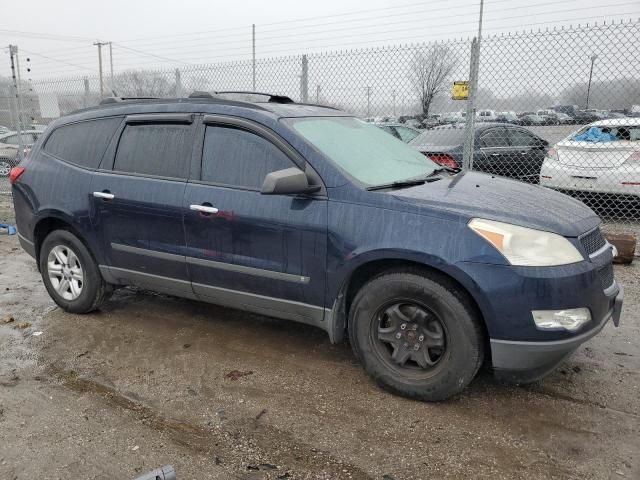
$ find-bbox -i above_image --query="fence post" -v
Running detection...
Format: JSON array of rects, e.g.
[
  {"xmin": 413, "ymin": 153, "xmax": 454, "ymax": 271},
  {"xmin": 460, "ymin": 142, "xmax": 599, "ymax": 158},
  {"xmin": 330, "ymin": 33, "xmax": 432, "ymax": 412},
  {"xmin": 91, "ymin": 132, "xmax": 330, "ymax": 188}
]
[
  {"xmin": 300, "ymin": 55, "xmax": 308, "ymax": 103},
  {"xmin": 462, "ymin": 38, "xmax": 479, "ymax": 171},
  {"xmin": 175, "ymin": 69, "xmax": 183, "ymax": 97},
  {"xmin": 83, "ymin": 77, "xmax": 90, "ymax": 107}
]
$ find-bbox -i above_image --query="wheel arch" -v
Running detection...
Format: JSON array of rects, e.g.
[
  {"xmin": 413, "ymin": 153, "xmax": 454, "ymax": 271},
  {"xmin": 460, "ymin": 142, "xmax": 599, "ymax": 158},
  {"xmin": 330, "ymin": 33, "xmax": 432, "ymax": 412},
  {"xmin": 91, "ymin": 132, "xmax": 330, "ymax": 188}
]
[
  {"xmin": 327, "ymin": 251, "xmax": 492, "ymax": 356},
  {"xmin": 32, "ymin": 212, "xmax": 99, "ymax": 268}
]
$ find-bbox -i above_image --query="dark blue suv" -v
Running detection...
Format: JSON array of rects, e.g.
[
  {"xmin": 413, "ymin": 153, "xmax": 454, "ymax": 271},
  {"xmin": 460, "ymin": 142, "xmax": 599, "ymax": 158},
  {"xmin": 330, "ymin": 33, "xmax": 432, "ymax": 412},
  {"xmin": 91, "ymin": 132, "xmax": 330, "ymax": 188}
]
[{"xmin": 10, "ymin": 93, "xmax": 623, "ymax": 401}]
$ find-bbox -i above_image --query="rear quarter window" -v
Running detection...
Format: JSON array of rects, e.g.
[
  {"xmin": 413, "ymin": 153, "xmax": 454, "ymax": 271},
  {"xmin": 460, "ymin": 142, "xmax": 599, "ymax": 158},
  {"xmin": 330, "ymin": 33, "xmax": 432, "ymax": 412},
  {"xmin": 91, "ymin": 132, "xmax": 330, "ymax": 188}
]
[{"xmin": 44, "ymin": 117, "xmax": 122, "ymax": 168}]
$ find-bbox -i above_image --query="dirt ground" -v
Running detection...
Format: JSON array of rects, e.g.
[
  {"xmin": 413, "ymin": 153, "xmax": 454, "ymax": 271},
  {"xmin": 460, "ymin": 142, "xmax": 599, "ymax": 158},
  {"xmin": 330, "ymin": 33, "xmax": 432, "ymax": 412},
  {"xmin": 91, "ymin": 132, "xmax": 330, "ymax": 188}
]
[{"xmin": 1, "ymin": 196, "xmax": 639, "ymax": 480}]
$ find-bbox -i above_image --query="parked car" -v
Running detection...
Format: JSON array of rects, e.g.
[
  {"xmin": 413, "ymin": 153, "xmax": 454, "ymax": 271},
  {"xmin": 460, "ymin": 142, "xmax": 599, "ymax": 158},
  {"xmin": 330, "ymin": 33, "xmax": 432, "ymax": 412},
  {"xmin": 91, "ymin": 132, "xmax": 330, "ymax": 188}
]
[
  {"xmin": 540, "ymin": 118, "xmax": 640, "ymax": 208},
  {"xmin": 604, "ymin": 111, "xmax": 628, "ymax": 119},
  {"xmin": 554, "ymin": 112, "xmax": 574, "ymax": 124},
  {"xmin": 495, "ymin": 111, "xmax": 519, "ymax": 124},
  {"xmin": 439, "ymin": 111, "xmax": 466, "ymax": 124},
  {"xmin": 551, "ymin": 104, "xmax": 580, "ymax": 118},
  {"xmin": 10, "ymin": 93, "xmax": 621, "ymax": 401},
  {"xmin": 375, "ymin": 122, "xmax": 421, "ymax": 143},
  {"xmin": 519, "ymin": 114, "xmax": 550, "ymax": 126},
  {"xmin": 476, "ymin": 109, "xmax": 497, "ymax": 122},
  {"xmin": 572, "ymin": 111, "xmax": 601, "ymax": 124},
  {"xmin": 404, "ymin": 118, "xmax": 423, "ymax": 129},
  {"xmin": 0, "ymin": 130, "xmax": 42, "ymax": 176},
  {"xmin": 410, "ymin": 123, "xmax": 549, "ymax": 183}
]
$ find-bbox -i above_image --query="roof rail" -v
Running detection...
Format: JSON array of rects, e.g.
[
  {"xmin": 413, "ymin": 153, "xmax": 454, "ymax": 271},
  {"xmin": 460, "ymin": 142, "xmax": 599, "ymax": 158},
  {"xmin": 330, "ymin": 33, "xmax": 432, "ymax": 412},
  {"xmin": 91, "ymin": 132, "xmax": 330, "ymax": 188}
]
[
  {"xmin": 189, "ymin": 90, "xmax": 294, "ymax": 104},
  {"xmin": 188, "ymin": 91, "xmax": 214, "ymax": 99},
  {"xmin": 99, "ymin": 96, "xmax": 161, "ymax": 105}
]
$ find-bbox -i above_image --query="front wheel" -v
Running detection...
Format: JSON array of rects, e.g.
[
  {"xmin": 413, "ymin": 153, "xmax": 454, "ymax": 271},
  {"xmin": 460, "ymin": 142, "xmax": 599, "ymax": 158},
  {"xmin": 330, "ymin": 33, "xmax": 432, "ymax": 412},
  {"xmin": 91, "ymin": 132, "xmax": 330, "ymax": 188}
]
[{"xmin": 349, "ymin": 270, "xmax": 484, "ymax": 401}]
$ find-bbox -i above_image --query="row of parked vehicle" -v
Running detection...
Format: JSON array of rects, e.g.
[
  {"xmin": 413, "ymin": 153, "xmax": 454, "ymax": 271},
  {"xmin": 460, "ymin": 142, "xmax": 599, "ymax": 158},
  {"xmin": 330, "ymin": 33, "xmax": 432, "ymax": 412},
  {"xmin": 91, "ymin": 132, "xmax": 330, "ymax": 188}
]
[
  {"xmin": 367, "ymin": 105, "xmax": 640, "ymax": 130},
  {"xmin": 372, "ymin": 117, "xmax": 640, "ymax": 212}
]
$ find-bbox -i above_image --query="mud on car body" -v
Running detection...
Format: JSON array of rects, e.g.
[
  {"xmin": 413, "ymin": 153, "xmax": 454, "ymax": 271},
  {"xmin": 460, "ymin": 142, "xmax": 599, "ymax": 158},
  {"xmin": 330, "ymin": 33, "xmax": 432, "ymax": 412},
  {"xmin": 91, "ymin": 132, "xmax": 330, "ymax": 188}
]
[{"xmin": 10, "ymin": 92, "xmax": 622, "ymax": 401}]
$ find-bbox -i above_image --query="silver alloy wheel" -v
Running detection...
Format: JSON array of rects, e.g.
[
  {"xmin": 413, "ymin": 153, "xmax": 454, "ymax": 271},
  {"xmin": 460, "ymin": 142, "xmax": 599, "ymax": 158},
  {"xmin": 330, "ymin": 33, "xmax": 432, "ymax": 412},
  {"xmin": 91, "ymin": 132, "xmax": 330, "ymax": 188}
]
[
  {"xmin": 47, "ymin": 245, "xmax": 84, "ymax": 301},
  {"xmin": 0, "ymin": 160, "xmax": 11, "ymax": 176}
]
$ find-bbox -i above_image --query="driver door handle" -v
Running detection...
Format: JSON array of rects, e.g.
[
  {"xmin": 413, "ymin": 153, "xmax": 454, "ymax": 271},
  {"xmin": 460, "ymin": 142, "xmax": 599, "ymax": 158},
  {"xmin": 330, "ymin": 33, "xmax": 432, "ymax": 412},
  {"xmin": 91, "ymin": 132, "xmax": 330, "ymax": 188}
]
[
  {"xmin": 93, "ymin": 191, "xmax": 115, "ymax": 200},
  {"xmin": 190, "ymin": 204, "xmax": 219, "ymax": 214}
]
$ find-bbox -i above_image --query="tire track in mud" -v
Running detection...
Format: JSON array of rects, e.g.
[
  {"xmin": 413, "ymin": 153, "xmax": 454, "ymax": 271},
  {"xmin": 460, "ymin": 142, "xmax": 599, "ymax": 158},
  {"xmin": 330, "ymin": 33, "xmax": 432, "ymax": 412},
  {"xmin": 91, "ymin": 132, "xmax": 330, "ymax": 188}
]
[{"xmin": 47, "ymin": 365, "xmax": 372, "ymax": 479}]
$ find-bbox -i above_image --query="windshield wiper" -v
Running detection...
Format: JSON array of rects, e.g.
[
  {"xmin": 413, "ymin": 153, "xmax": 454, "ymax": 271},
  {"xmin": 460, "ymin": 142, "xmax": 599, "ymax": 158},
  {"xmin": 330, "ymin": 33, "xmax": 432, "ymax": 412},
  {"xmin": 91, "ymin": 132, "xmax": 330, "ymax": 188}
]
[
  {"xmin": 366, "ymin": 179, "xmax": 427, "ymax": 191},
  {"xmin": 366, "ymin": 175, "xmax": 443, "ymax": 191}
]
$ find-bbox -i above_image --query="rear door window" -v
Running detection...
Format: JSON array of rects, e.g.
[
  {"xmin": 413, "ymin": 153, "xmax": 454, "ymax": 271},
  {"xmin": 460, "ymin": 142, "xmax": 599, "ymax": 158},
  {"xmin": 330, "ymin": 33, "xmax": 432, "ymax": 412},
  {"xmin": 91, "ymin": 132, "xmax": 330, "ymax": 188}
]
[
  {"xmin": 507, "ymin": 128, "xmax": 541, "ymax": 147},
  {"xmin": 479, "ymin": 128, "xmax": 509, "ymax": 148},
  {"xmin": 201, "ymin": 126, "xmax": 294, "ymax": 189},
  {"xmin": 44, "ymin": 117, "xmax": 122, "ymax": 168},
  {"xmin": 113, "ymin": 123, "xmax": 194, "ymax": 178}
]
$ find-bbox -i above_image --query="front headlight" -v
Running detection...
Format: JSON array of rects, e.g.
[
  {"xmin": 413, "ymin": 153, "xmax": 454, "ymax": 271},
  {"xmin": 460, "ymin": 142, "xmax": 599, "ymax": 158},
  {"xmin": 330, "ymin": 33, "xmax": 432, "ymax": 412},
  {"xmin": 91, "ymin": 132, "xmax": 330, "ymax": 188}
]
[{"xmin": 468, "ymin": 218, "xmax": 584, "ymax": 266}]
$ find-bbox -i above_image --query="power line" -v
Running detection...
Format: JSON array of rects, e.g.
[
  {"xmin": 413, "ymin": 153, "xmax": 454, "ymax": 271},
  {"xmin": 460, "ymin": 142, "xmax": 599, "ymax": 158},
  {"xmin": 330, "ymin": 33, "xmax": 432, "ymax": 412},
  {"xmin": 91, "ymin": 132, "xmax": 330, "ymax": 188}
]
[
  {"xmin": 0, "ymin": 29, "xmax": 95, "ymax": 43},
  {"xmin": 32, "ymin": 12, "xmax": 638, "ymax": 75},
  {"xmin": 111, "ymin": 43, "xmax": 192, "ymax": 65},
  {"xmin": 18, "ymin": 48, "xmax": 95, "ymax": 72},
  {"xmin": 111, "ymin": 5, "xmax": 639, "ymax": 59}
]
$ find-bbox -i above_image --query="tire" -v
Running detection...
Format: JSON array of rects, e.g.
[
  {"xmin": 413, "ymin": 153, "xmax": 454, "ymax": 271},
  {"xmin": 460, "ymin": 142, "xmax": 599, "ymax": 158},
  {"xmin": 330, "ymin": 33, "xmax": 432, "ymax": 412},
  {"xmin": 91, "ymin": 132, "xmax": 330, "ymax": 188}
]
[
  {"xmin": 0, "ymin": 159, "xmax": 12, "ymax": 177},
  {"xmin": 349, "ymin": 269, "xmax": 484, "ymax": 401},
  {"xmin": 39, "ymin": 229, "xmax": 111, "ymax": 313}
]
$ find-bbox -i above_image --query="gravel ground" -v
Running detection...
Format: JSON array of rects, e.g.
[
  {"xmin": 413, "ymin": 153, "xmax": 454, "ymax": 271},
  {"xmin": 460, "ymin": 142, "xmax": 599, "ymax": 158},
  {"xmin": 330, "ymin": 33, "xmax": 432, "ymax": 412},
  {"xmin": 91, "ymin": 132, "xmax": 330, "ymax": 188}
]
[{"xmin": 1, "ymin": 196, "xmax": 639, "ymax": 480}]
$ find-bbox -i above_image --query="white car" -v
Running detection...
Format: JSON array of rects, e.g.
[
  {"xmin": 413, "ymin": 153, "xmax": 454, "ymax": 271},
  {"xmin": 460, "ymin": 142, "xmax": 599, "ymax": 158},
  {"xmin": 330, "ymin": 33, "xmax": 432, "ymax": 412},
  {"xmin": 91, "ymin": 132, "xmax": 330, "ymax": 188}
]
[
  {"xmin": 540, "ymin": 118, "xmax": 640, "ymax": 201},
  {"xmin": 476, "ymin": 109, "xmax": 497, "ymax": 122}
]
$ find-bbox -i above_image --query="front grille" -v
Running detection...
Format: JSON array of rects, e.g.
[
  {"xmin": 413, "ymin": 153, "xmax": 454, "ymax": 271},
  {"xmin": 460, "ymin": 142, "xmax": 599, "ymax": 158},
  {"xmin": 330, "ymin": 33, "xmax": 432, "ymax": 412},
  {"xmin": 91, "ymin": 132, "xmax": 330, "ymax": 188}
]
[
  {"xmin": 597, "ymin": 263, "xmax": 615, "ymax": 290},
  {"xmin": 580, "ymin": 227, "xmax": 606, "ymax": 256}
]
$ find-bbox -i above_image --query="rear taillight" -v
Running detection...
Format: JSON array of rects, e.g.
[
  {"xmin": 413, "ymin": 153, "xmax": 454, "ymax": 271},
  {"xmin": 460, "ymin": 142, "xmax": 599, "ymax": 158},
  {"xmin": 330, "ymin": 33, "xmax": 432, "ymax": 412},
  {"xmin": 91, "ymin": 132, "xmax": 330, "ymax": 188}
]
[
  {"xmin": 625, "ymin": 151, "xmax": 640, "ymax": 164},
  {"xmin": 426, "ymin": 153, "xmax": 459, "ymax": 169},
  {"xmin": 545, "ymin": 147, "xmax": 558, "ymax": 161},
  {"xmin": 9, "ymin": 167, "xmax": 25, "ymax": 184}
]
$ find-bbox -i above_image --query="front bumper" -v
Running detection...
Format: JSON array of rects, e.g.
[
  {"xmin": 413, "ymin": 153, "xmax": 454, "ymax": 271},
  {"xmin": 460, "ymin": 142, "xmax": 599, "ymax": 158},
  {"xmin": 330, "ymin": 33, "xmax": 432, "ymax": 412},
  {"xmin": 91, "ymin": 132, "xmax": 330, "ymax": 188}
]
[{"xmin": 491, "ymin": 286, "xmax": 623, "ymax": 383}]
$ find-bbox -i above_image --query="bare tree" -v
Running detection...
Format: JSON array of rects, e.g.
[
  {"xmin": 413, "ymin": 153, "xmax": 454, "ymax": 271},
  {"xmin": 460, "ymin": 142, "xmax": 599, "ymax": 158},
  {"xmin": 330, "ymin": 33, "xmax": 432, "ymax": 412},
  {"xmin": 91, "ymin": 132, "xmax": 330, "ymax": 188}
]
[
  {"xmin": 111, "ymin": 69, "xmax": 176, "ymax": 97},
  {"xmin": 409, "ymin": 46, "xmax": 457, "ymax": 116}
]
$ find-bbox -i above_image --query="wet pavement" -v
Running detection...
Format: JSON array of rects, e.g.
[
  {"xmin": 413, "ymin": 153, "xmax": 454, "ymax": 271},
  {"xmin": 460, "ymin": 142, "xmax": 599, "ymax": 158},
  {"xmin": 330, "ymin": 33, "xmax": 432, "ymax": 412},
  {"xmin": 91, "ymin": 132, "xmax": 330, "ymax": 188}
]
[{"xmin": 1, "ymin": 197, "xmax": 639, "ymax": 479}]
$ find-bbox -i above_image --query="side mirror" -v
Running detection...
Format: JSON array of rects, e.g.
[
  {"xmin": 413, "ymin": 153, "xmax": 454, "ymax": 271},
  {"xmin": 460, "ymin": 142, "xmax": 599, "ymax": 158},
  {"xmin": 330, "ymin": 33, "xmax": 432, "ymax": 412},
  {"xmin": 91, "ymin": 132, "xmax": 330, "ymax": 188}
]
[{"xmin": 261, "ymin": 167, "xmax": 321, "ymax": 195}]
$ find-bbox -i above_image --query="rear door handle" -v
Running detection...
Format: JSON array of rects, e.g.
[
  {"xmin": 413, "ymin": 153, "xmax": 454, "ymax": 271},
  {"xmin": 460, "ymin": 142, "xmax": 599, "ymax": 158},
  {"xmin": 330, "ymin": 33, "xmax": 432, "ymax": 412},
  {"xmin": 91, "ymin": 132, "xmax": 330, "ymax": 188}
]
[
  {"xmin": 93, "ymin": 191, "xmax": 115, "ymax": 200},
  {"xmin": 190, "ymin": 204, "xmax": 219, "ymax": 214}
]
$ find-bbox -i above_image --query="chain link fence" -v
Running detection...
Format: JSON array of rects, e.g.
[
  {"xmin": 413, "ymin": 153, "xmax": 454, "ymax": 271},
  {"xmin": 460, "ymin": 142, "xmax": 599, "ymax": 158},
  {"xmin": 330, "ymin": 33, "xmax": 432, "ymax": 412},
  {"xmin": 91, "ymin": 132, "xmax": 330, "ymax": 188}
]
[{"xmin": 1, "ymin": 20, "xmax": 639, "ymax": 240}]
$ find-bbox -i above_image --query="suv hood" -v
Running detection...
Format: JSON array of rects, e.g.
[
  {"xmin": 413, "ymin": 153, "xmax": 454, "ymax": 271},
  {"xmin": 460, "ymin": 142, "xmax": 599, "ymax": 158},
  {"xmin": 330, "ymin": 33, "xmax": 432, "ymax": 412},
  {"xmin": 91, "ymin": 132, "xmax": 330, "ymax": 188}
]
[{"xmin": 391, "ymin": 171, "xmax": 599, "ymax": 237}]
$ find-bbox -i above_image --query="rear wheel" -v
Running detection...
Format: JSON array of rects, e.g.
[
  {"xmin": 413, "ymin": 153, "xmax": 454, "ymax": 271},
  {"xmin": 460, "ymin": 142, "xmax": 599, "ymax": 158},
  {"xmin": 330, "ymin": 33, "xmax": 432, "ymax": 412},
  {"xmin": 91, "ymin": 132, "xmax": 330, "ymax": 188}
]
[
  {"xmin": 349, "ymin": 270, "xmax": 484, "ymax": 401},
  {"xmin": 39, "ymin": 229, "xmax": 111, "ymax": 313}
]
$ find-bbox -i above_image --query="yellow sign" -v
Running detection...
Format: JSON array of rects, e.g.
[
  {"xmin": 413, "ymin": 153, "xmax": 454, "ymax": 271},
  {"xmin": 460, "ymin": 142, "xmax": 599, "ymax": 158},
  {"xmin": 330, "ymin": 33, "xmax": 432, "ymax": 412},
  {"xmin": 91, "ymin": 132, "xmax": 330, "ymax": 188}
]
[{"xmin": 451, "ymin": 81, "xmax": 469, "ymax": 100}]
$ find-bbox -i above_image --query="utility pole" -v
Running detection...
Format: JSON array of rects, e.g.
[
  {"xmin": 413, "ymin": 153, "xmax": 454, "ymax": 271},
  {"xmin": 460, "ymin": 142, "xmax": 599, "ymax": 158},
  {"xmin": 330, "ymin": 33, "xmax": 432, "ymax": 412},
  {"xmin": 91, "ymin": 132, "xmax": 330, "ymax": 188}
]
[
  {"xmin": 316, "ymin": 84, "xmax": 321, "ymax": 104},
  {"xmin": 366, "ymin": 86, "xmax": 371, "ymax": 117},
  {"xmin": 585, "ymin": 54, "xmax": 597, "ymax": 109},
  {"xmin": 94, "ymin": 41, "xmax": 108, "ymax": 97},
  {"xmin": 8, "ymin": 45, "xmax": 25, "ymax": 158},
  {"xmin": 252, "ymin": 24, "xmax": 256, "ymax": 91},
  {"xmin": 109, "ymin": 42, "xmax": 114, "ymax": 94}
]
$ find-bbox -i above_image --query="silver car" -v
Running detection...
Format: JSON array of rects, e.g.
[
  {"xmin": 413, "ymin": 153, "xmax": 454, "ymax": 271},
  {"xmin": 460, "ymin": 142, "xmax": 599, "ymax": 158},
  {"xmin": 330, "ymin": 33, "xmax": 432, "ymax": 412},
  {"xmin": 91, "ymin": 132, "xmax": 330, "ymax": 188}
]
[{"xmin": 0, "ymin": 131, "xmax": 42, "ymax": 176}]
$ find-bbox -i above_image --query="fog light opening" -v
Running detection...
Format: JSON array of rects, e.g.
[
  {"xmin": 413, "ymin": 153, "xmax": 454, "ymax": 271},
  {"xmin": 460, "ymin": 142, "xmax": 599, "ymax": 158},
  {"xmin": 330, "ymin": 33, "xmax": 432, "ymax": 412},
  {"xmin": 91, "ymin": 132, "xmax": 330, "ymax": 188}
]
[{"xmin": 532, "ymin": 308, "xmax": 591, "ymax": 332}]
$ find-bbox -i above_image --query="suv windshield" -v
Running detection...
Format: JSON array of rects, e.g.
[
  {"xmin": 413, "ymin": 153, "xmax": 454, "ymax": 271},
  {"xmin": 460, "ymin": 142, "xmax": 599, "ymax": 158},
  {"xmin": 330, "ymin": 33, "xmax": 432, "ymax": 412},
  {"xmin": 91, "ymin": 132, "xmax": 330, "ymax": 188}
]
[{"xmin": 285, "ymin": 116, "xmax": 438, "ymax": 186}]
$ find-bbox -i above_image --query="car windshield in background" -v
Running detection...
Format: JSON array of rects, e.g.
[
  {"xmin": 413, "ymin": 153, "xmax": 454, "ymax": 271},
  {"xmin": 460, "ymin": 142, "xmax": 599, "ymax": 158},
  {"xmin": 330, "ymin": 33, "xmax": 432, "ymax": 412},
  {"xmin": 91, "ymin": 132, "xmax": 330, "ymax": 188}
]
[
  {"xmin": 410, "ymin": 127, "xmax": 466, "ymax": 148},
  {"xmin": 285, "ymin": 117, "xmax": 438, "ymax": 186}
]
